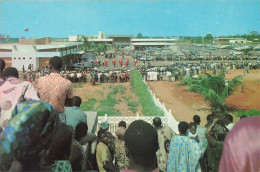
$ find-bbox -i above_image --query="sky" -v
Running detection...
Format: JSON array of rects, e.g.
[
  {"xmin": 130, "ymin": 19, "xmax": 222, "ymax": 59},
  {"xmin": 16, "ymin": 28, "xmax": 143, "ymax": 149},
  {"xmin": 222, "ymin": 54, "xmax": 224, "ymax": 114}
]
[{"xmin": 0, "ymin": 0, "xmax": 259, "ymax": 38}]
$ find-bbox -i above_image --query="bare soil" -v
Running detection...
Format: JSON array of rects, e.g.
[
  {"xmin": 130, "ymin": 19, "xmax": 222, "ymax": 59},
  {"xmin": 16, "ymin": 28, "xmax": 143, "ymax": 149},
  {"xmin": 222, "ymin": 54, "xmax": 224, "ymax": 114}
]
[{"xmin": 68, "ymin": 69, "xmax": 260, "ymax": 126}]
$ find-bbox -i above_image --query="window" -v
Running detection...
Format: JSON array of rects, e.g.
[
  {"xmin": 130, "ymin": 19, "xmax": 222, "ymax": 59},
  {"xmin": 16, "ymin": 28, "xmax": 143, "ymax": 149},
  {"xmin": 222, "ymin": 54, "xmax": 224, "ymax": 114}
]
[
  {"xmin": 18, "ymin": 57, "xmax": 21, "ymax": 60},
  {"xmin": 30, "ymin": 57, "xmax": 32, "ymax": 59},
  {"xmin": 14, "ymin": 57, "xmax": 16, "ymax": 60},
  {"xmin": 23, "ymin": 57, "xmax": 25, "ymax": 60}
]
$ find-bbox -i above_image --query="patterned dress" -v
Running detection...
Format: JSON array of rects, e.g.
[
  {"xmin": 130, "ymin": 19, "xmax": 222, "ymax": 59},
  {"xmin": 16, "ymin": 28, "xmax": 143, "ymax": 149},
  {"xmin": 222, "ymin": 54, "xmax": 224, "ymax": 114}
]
[
  {"xmin": 0, "ymin": 77, "xmax": 39, "ymax": 129},
  {"xmin": 50, "ymin": 160, "xmax": 72, "ymax": 172},
  {"xmin": 114, "ymin": 139, "xmax": 129, "ymax": 170},
  {"xmin": 156, "ymin": 126, "xmax": 176, "ymax": 172},
  {"xmin": 36, "ymin": 73, "xmax": 74, "ymax": 113},
  {"xmin": 167, "ymin": 136, "xmax": 202, "ymax": 172}
]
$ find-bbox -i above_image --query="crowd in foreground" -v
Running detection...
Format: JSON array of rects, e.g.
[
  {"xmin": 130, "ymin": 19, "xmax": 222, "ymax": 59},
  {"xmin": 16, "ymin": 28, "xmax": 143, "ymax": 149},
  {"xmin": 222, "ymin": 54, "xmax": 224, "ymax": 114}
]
[{"xmin": 0, "ymin": 57, "xmax": 259, "ymax": 172}]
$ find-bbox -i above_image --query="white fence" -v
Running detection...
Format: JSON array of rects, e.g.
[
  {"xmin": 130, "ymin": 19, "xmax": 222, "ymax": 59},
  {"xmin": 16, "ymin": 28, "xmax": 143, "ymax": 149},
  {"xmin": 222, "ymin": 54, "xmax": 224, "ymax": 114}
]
[{"xmin": 97, "ymin": 79, "xmax": 180, "ymax": 134}]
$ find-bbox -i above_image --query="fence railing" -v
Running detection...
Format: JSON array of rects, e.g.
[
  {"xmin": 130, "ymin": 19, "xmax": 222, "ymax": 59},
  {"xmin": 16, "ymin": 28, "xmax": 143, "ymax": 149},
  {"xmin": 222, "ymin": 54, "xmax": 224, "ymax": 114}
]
[{"xmin": 97, "ymin": 78, "xmax": 180, "ymax": 134}]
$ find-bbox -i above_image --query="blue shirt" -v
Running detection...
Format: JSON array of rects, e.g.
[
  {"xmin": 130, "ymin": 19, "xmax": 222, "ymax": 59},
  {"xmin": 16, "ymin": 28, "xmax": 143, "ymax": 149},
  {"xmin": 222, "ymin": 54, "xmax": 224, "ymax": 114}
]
[{"xmin": 65, "ymin": 106, "xmax": 87, "ymax": 130}]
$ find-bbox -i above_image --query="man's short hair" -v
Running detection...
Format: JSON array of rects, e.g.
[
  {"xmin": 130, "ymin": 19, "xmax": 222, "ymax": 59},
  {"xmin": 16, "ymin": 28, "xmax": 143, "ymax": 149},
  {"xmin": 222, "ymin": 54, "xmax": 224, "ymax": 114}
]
[
  {"xmin": 178, "ymin": 121, "xmax": 189, "ymax": 135},
  {"xmin": 193, "ymin": 115, "xmax": 201, "ymax": 124},
  {"xmin": 74, "ymin": 122, "xmax": 88, "ymax": 141},
  {"xmin": 118, "ymin": 121, "xmax": 127, "ymax": 128},
  {"xmin": 153, "ymin": 117, "xmax": 162, "ymax": 128},
  {"xmin": 3, "ymin": 67, "xmax": 19, "ymax": 79},
  {"xmin": 49, "ymin": 56, "xmax": 62, "ymax": 71},
  {"xmin": 124, "ymin": 120, "xmax": 159, "ymax": 166},
  {"xmin": 0, "ymin": 58, "xmax": 5, "ymax": 72},
  {"xmin": 73, "ymin": 96, "xmax": 82, "ymax": 107}
]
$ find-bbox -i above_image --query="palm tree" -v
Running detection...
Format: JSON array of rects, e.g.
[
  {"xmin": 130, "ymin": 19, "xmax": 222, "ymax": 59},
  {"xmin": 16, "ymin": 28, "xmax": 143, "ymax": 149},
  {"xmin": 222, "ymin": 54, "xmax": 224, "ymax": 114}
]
[{"xmin": 187, "ymin": 73, "xmax": 243, "ymax": 113}]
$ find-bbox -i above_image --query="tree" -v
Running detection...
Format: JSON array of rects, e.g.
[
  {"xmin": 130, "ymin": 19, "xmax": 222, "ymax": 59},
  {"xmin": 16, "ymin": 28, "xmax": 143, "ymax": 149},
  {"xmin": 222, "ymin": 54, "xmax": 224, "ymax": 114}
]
[
  {"xmin": 204, "ymin": 34, "xmax": 213, "ymax": 40},
  {"xmin": 137, "ymin": 33, "xmax": 143, "ymax": 38},
  {"xmin": 186, "ymin": 73, "xmax": 243, "ymax": 114},
  {"xmin": 250, "ymin": 31, "xmax": 259, "ymax": 37},
  {"xmin": 80, "ymin": 36, "xmax": 90, "ymax": 52}
]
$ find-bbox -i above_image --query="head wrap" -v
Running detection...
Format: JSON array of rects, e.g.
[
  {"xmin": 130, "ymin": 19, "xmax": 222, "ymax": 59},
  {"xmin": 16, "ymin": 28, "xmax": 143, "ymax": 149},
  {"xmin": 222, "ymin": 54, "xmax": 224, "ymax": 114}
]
[
  {"xmin": 0, "ymin": 100, "xmax": 59, "ymax": 171},
  {"xmin": 99, "ymin": 121, "xmax": 109, "ymax": 130},
  {"xmin": 115, "ymin": 127, "xmax": 126, "ymax": 139}
]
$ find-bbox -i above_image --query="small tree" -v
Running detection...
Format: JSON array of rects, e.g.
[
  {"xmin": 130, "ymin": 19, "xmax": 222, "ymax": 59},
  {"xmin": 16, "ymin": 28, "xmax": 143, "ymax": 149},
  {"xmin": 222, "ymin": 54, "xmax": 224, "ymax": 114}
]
[
  {"xmin": 187, "ymin": 73, "xmax": 243, "ymax": 113},
  {"xmin": 137, "ymin": 33, "xmax": 143, "ymax": 38}
]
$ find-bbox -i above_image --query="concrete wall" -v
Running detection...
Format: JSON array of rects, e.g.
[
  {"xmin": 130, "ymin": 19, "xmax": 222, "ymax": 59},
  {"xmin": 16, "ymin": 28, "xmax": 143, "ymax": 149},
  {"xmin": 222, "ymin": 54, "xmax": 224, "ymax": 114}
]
[
  {"xmin": 39, "ymin": 58, "xmax": 51, "ymax": 69},
  {"xmin": 19, "ymin": 37, "xmax": 51, "ymax": 45},
  {"xmin": 12, "ymin": 45, "xmax": 37, "ymax": 71}
]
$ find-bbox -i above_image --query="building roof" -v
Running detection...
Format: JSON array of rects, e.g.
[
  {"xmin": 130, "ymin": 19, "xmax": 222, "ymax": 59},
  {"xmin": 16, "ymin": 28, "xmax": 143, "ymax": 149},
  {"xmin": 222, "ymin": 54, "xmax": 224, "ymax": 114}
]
[
  {"xmin": 214, "ymin": 38, "xmax": 247, "ymax": 40},
  {"xmin": 0, "ymin": 42, "xmax": 83, "ymax": 50},
  {"xmin": 131, "ymin": 42, "xmax": 176, "ymax": 46},
  {"xmin": 131, "ymin": 38, "xmax": 177, "ymax": 42},
  {"xmin": 109, "ymin": 35, "xmax": 134, "ymax": 38},
  {"xmin": 88, "ymin": 39, "xmax": 113, "ymax": 42}
]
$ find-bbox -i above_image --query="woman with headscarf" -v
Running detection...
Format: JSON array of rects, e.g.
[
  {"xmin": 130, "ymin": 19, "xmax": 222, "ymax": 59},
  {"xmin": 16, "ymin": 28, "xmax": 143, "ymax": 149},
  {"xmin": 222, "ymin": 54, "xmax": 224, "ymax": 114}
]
[
  {"xmin": 114, "ymin": 127, "xmax": 129, "ymax": 171},
  {"xmin": 0, "ymin": 100, "xmax": 59, "ymax": 171}
]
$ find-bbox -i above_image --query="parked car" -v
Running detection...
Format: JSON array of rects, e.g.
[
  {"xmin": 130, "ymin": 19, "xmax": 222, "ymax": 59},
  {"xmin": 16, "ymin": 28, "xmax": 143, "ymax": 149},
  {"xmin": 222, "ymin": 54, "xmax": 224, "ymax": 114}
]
[{"xmin": 72, "ymin": 61, "xmax": 94, "ymax": 69}]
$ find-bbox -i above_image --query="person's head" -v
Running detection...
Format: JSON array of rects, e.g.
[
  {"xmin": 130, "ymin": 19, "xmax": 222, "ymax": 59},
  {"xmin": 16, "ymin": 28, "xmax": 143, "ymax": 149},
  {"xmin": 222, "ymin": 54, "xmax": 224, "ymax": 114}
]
[
  {"xmin": 115, "ymin": 127, "xmax": 126, "ymax": 140},
  {"xmin": 189, "ymin": 122, "xmax": 197, "ymax": 135},
  {"xmin": 73, "ymin": 96, "xmax": 82, "ymax": 107},
  {"xmin": 99, "ymin": 121, "xmax": 109, "ymax": 132},
  {"xmin": 227, "ymin": 114, "xmax": 233, "ymax": 124},
  {"xmin": 74, "ymin": 122, "xmax": 88, "ymax": 142},
  {"xmin": 193, "ymin": 115, "xmax": 201, "ymax": 125},
  {"xmin": 44, "ymin": 123, "xmax": 73, "ymax": 164},
  {"xmin": 49, "ymin": 56, "xmax": 62, "ymax": 72},
  {"xmin": 0, "ymin": 58, "xmax": 5, "ymax": 72},
  {"xmin": 97, "ymin": 130, "xmax": 108, "ymax": 145},
  {"xmin": 0, "ymin": 100, "xmax": 59, "ymax": 170},
  {"xmin": 118, "ymin": 121, "xmax": 127, "ymax": 128},
  {"xmin": 3, "ymin": 67, "xmax": 19, "ymax": 79},
  {"xmin": 153, "ymin": 117, "xmax": 162, "ymax": 128},
  {"xmin": 178, "ymin": 121, "xmax": 189, "ymax": 135},
  {"xmin": 240, "ymin": 115, "xmax": 247, "ymax": 120},
  {"xmin": 124, "ymin": 120, "xmax": 159, "ymax": 169}
]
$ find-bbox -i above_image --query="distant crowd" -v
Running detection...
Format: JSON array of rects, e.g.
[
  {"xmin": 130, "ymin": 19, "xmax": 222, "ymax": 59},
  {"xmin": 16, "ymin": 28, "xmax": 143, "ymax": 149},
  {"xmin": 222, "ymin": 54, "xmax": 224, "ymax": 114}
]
[{"xmin": 0, "ymin": 56, "xmax": 259, "ymax": 172}]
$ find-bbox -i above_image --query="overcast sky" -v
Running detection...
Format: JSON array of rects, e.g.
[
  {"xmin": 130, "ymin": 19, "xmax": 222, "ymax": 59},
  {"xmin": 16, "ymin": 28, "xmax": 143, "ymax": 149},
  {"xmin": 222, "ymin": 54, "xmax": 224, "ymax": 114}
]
[{"xmin": 0, "ymin": 0, "xmax": 259, "ymax": 38}]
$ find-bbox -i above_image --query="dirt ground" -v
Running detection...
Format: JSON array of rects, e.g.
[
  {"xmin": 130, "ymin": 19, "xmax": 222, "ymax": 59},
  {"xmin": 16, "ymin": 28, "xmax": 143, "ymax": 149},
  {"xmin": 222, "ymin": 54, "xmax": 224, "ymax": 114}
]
[
  {"xmin": 148, "ymin": 69, "xmax": 260, "ymax": 126},
  {"xmin": 57, "ymin": 69, "xmax": 260, "ymax": 126},
  {"xmin": 73, "ymin": 82, "xmax": 143, "ymax": 116}
]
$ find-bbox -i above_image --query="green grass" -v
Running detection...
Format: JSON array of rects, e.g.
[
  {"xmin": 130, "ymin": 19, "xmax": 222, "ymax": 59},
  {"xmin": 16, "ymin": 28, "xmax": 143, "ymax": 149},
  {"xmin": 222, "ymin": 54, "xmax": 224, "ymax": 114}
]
[
  {"xmin": 127, "ymin": 101, "xmax": 140, "ymax": 114},
  {"xmin": 73, "ymin": 83, "xmax": 84, "ymax": 89},
  {"xmin": 95, "ymin": 85, "xmax": 123, "ymax": 116},
  {"xmin": 81, "ymin": 98, "xmax": 97, "ymax": 111},
  {"xmin": 130, "ymin": 70, "xmax": 164, "ymax": 116},
  {"xmin": 236, "ymin": 109, "xmax": 260, "ymax": 117},
  {"xmin": 95, "ymin": 90, "xmax": 104, "ymax": 96}
]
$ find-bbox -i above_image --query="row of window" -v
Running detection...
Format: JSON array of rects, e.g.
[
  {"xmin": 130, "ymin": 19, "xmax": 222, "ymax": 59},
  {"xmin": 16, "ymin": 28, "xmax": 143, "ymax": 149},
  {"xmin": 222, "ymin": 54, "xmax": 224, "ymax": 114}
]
[{"xmin": 13, "ymin": 57, "xmax": 33, "ymax": 60}]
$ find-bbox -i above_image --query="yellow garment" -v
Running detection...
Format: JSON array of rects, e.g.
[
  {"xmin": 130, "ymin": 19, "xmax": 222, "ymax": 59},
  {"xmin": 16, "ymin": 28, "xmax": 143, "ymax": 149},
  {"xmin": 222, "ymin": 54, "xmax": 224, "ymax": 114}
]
[{"xmin": 96, "ymin": 142, "xmax": 112, "ymax": 172}]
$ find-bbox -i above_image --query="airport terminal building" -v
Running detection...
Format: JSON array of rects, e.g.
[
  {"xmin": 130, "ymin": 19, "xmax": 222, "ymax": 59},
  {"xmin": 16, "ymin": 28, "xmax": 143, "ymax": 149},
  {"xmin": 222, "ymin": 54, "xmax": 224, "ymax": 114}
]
[{"xmin": 0, "ymin": 37, "xmax": 83, "ymax": 71}]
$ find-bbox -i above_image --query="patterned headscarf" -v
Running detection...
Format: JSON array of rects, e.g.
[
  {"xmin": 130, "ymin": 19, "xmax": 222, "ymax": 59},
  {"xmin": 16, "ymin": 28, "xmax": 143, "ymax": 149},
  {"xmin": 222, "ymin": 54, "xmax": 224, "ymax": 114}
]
[
  {"xmin": 0, "ymin": 100, "xmax": 59, "ymax": 171},
  {"xmin": 99, "ymin": 121, "xmax": 110, "ymax": 130}
]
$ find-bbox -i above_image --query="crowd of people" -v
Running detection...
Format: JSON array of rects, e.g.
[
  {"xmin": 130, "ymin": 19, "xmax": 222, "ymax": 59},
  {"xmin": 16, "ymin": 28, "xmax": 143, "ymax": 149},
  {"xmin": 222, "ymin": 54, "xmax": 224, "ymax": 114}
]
[{"xmin": 0, "ymin": 57, "xmax": 259, "ymax": 172}]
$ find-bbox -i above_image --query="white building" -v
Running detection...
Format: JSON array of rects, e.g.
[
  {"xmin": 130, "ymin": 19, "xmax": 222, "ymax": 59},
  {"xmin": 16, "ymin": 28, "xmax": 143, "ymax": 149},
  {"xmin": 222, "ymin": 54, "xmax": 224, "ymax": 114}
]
[{"xmin": 0, "ymin": 37, "xmax": 83, "ymax": 71}]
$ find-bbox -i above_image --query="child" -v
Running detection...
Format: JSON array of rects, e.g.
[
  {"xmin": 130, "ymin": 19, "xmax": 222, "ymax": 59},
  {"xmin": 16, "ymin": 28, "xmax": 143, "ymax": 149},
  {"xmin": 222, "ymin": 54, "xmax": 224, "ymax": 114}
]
[{"xmin": 187, "ymin": 122, "xmax": 200, "ymax": 143}]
